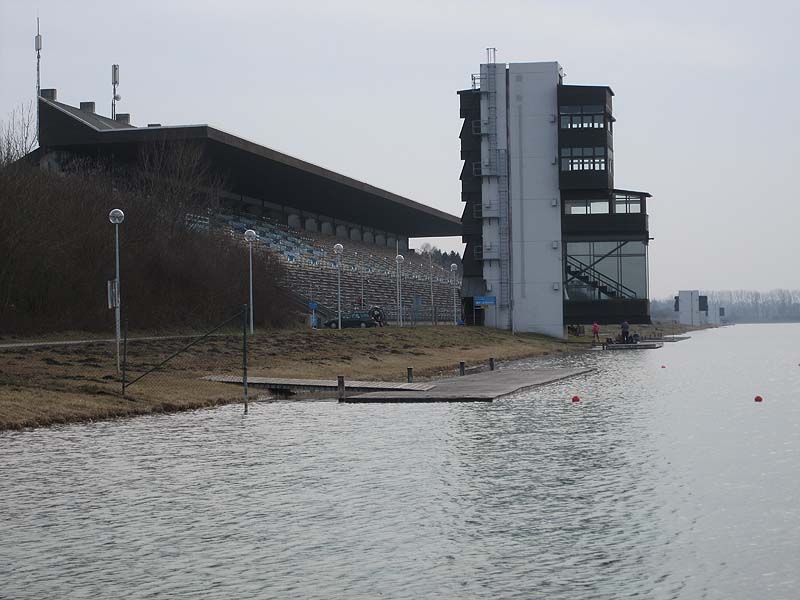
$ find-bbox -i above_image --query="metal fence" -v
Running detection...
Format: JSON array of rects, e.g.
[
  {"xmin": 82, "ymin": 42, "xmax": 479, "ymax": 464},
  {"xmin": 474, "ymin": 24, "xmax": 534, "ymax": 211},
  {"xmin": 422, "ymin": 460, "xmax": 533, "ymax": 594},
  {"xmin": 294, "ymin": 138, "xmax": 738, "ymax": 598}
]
[{"xmin": 120, "ymin": 305, "xmax": 250, "ymax": 413}]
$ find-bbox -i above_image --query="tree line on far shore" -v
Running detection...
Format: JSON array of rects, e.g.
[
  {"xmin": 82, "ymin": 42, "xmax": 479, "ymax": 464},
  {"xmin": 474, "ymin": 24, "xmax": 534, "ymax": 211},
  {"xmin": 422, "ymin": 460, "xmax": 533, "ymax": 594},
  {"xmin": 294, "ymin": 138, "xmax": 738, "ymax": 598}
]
[
  {"xmin": 651, "ymin": 289, "xmax": 800, "ymax": 323},
  {"xmin": 413, "ymin": 242, "xmax": 463, "ymax": 275}
]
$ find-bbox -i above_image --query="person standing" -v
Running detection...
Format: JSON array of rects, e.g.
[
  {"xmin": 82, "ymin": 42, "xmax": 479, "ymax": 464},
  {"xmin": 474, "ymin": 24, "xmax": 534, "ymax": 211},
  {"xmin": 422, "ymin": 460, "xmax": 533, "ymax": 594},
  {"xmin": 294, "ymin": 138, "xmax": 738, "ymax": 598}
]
[
  {"xmin": 621, "ymin": 320, "xmax": 630, "ymax": 343},
  {"xmin": 592, "ymin": 322, "xmax": 600, "ymax": 344}
]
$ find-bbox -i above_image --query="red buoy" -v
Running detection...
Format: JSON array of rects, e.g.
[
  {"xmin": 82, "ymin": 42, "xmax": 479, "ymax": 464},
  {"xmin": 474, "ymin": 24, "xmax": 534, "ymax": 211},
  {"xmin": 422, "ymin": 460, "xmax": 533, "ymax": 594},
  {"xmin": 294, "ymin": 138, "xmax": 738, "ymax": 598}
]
[
  {"xmin": 661, "ymin": 365, "xmax": 666, "ymax": 369},
  {"xmin": 571, "ymin": 395, "xmax": 581, "ymax": 403},
  {"xmin": 754, "ymin": 395, "xmax": 763, "ymax": 403}
]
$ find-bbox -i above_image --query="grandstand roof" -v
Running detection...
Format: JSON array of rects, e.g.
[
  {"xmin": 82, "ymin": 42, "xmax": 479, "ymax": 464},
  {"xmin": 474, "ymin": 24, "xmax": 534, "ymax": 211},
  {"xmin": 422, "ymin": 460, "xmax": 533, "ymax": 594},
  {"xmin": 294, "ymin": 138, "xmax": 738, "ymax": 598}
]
[{"xmin": 37, "ymin": 96, "xmax": 461, "ymax": 237}]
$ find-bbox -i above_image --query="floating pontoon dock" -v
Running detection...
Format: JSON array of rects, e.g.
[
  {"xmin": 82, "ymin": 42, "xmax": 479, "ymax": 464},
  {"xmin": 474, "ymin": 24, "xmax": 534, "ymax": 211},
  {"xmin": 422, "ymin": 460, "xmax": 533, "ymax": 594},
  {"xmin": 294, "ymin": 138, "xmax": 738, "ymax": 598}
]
[
  {"xmin": 342, "ymin": 368, "xmax": 591, "ymax": 403},
  {"xmin": 207, "ymin": 367, "xmax": 592, "ymax": 403}
]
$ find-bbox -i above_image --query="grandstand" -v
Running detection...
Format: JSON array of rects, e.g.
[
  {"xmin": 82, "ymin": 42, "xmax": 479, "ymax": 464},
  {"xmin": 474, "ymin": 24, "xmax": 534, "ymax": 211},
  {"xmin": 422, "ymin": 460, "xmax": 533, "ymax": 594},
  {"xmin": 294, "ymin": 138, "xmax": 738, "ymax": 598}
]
[
  {"xmin": 213, "ymin": 211, "xmax": 461, "ymax": 324},
  {"xmin": 32, "ymin": 90, "xmax": 463, "ymax": 324}
]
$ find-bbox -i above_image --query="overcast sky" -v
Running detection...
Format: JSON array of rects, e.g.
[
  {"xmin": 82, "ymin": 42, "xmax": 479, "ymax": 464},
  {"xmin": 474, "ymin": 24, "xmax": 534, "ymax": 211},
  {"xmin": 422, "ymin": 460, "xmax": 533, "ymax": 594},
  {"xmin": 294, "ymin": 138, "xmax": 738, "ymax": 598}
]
[{"xmin": 2, "ymin": 0, "xmax": 798, "ymax": 298}]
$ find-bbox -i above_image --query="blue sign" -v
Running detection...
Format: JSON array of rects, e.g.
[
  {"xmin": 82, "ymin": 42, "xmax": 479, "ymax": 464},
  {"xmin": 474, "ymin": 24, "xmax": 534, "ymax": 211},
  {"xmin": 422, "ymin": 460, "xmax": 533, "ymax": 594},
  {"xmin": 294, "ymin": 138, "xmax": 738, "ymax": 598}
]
[
  {"xmin": 308, "ymin": 301, "xmax": 318, "ymax": 310},
  {"xmin": 474, "ymin": 295, "xmax": 496, "ymax": 307}
]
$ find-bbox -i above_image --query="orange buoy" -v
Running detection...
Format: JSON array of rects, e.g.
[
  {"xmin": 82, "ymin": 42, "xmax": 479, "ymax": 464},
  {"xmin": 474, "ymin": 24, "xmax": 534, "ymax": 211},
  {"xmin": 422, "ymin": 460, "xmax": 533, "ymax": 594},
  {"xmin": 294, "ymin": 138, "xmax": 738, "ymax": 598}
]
[
  {"xmin": 754, "ymin": 395, "xmax": 763, "ymax": 403},
  {"xmin": 571, "ymin": 395, "xmax": 581, "ymax": 403}
]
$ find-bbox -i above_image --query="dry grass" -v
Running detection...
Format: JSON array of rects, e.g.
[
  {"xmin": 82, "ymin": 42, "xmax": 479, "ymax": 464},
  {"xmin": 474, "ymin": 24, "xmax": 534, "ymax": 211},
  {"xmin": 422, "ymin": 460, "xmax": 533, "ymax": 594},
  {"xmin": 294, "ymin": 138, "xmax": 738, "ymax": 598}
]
[
  {"xmin": 0, "ymin": 321, "xmax": 703, "ymax": 431},
  {"xmin": 249, "ymin": 326, "xmax": 581, "ymax": 380},
  {"xmin": 0, "ymin": 338, "xmax": 244, "ymax": 430},
  {"xmin": 0, "ymin": 326, "xmax": 576, "ymax": 430}
]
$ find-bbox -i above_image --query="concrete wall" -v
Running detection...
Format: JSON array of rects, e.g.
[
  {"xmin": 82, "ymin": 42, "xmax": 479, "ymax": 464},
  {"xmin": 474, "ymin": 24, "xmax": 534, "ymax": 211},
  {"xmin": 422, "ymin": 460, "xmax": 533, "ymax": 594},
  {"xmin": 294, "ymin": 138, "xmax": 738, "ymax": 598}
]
[
  {"xmin": 706, "ymin": 301, "xmax": 721, "ymax": 325},
  {"xmin": 678, "ymin": 290, "xmax": 701, "ymax": 326},
  {"xmin": 287, "ymin": 213, "xmax": 302, "ymax": 229},
  {"xmin": 507, "ymin": 62, "xmax": 564, "ymax": 338}
]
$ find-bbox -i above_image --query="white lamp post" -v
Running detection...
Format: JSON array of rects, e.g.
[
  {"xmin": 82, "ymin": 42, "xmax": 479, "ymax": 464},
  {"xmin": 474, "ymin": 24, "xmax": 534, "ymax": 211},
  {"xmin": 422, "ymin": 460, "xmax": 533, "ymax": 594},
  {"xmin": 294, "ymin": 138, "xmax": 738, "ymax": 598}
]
[
  {"xmin": 429, "ymin": 253, "xmax": 435, "ymax": 325},
  {"xmin": 396, "ymin": 254, "xmax": 405, "ymax": 327},
  {"xmin": 357, "ymin": 252, "xmax": 365, "ymax": 307},
  {"xmin": 244, "ymin": 229, "xmax": 257, "ymax": 334},
  {"xmin": 334, "ymin": 243, "xmax": 343, "ymax": 329},
  {"xmin": 450, "ymin": 263, "xmax": 459, "ymax": 325},
  {"xmin": 108, "ymin": 209, "xmax": 124, "ymax": 373}
]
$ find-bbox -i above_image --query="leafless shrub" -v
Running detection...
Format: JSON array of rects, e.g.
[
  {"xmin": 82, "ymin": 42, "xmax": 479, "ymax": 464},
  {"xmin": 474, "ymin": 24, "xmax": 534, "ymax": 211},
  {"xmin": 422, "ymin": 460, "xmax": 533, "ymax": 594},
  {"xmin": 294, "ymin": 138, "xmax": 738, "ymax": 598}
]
[
  {"xmin": 0, "ymin": 138, "xmax": 293, "ymax": 334},
  {"xmin": 121, "ymin": 138, "xmax": 223, "ymax": 237},
  {"xmin": 0, "ymin": 102, "xmax": 37, "ymax": 167}
]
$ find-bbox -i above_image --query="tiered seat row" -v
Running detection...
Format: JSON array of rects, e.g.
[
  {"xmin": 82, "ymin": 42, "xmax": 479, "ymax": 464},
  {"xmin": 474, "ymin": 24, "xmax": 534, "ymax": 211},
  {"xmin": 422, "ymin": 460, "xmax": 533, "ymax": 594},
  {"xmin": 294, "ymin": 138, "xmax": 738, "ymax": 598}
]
[{"xmin": 213, "ymin": 211, "xmax": 461, "ymax": 323}]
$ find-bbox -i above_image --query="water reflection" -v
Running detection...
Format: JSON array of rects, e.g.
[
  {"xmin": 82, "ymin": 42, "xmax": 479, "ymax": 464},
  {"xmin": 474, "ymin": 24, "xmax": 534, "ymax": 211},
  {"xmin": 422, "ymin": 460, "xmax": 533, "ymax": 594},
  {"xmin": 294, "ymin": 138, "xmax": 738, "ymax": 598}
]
[{"xmin": 1, "ymin": 325, "xmax": 799, "ymax": 599}]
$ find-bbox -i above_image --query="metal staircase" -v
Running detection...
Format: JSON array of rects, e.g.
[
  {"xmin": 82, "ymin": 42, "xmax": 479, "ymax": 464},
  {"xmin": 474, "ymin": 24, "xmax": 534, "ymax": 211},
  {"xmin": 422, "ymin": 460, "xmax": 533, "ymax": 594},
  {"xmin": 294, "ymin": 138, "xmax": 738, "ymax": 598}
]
[
  {"xmin": 565, "ymin": 255, "xmax": 637, "ymax": 300},
  {"xmin": 481, "ymin": 54, "xmax": 512, "ymax": 328}
]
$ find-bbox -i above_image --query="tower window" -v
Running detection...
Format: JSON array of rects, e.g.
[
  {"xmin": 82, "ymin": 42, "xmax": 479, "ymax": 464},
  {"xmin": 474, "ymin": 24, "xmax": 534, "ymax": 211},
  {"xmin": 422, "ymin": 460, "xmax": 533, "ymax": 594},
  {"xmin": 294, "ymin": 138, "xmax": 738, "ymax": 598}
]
[
  {"xmin": 560, "ymin": 147, "xmax": 607, "ymax": 171},
  {"xmin": 559, "ymin": 105, "xmax": 606, "ymax": 129},
  {"xmin": 564, "ymin": 198, "xmax": 610, "ymax": 215},
  {"xmin": 614, "ymin": 193, "xmax": 643, "ymax": 214}
]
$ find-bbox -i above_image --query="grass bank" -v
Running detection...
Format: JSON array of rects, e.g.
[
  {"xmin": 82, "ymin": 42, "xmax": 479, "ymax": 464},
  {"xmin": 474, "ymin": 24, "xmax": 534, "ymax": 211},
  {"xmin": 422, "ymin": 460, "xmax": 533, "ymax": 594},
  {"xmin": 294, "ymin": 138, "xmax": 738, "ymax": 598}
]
[{"xmin": 0, "ymin": 321, "xmax": 700, "ymax": 431}]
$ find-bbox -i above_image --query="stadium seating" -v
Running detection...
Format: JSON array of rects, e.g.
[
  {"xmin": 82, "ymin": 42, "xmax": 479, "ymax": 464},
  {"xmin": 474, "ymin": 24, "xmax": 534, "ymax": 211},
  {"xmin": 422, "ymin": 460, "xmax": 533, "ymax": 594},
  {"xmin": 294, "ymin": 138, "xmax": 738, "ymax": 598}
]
[{"xmin": 209, "ymin": 211, "xmax": 462, "ymax": 324}]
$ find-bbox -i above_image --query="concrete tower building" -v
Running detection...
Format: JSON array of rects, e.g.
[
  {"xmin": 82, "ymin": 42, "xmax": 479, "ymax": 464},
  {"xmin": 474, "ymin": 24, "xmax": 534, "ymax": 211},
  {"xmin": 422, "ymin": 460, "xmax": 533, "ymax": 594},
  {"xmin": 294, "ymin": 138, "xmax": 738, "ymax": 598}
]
[{"xmin": 459, "ymin": 57, "xmax": 653, "ymax": 338}]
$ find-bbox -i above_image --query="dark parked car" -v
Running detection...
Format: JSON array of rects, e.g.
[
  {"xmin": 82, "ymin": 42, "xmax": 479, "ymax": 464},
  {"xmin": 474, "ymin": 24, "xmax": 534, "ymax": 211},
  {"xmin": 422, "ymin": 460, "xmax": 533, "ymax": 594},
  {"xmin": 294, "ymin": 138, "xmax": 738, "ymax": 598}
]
[{"xmin": 324, "ymin": 311, "xmax": 378, "ymax": 329}]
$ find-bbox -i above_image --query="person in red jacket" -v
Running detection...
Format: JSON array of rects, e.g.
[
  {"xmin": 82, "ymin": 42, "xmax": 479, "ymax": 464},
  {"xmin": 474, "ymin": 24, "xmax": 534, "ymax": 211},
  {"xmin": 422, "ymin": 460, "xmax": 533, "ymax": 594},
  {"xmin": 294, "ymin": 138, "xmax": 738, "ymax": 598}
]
[{"xmin": 592, "ymin": 322, "xmax": 600, "ymax": 344}]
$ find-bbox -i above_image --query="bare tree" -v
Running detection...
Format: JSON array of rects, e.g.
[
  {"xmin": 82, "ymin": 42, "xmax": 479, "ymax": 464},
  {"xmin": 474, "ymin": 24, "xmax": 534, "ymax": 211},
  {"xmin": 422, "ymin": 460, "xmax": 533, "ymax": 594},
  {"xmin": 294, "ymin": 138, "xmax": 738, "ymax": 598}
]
[
  {"xmin": 124, "ymin": 138, "xmax": 223, "ymax": 236},
  {"xmin": 0, "ymin": 142, "xmax": 290, "ymax": 333},
  {"xmin": 0, "ymin": 102, "xmax": 37, "ymax": 167}
]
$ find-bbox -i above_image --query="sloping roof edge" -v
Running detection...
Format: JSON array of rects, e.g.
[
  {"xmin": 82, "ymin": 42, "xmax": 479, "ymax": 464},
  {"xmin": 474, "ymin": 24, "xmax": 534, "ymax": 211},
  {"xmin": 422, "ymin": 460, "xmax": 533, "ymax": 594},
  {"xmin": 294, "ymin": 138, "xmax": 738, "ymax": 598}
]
[{"xmin": 39, "ymin": 97, "xmax": 461, "ymax": 229}]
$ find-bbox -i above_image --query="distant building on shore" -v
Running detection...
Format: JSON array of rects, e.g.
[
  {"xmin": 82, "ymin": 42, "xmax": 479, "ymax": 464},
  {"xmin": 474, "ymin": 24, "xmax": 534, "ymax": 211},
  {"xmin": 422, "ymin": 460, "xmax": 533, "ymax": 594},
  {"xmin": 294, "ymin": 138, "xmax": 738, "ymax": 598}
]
[
  {"xmin": 674, "ymin": 290, "xmax": 723, "ymax": 325},
  {"xmin": 458, "ymin": 54, "xmax": 653, "ymax": 338}
]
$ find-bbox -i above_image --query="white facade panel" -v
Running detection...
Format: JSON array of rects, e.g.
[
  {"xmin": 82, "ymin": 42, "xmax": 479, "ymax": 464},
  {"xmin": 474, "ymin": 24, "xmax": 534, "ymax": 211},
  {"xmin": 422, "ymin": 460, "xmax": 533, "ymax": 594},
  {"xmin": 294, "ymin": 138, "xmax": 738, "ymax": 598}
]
[
  {"xmin": 678, "ymin": 290, "xmax": 702, "ymax": 326},
  {"xmin": 507, "ymin": 62, "xmax": 563, "ymax": 338},
  {"xmin": 708, "ymin": 302, "xmax": 721, "ymax": 325}
]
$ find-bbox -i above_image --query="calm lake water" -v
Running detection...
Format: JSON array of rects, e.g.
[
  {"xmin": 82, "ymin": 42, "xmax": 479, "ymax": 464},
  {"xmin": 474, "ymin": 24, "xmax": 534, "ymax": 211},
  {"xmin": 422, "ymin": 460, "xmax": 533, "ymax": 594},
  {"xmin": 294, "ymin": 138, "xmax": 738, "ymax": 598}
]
[{"xmin": 1, "ymin": 324, "xmax": 799, "ymax": 599}]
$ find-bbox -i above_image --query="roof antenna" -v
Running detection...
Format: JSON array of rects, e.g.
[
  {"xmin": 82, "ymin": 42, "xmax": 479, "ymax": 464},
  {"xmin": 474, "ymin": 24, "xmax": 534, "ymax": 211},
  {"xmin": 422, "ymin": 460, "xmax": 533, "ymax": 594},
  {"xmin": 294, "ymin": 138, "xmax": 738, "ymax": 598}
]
[
  {"xmin": 111, "ymin": 64, "xmax": 121, "ymax": 120},
  {"xmin": 35, "ymin": 17, "xmax": 42, "ymax": 142}
]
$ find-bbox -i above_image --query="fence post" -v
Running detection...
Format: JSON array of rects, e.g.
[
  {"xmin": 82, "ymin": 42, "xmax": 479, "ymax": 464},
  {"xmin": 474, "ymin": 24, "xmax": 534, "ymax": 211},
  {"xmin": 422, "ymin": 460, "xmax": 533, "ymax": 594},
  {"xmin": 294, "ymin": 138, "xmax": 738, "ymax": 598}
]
[
  {"xmin": 243, "ymin": 304, "xmax": 248, "ymax": 414},
  {"xmin": 407, "ymin": 367, "xmax": 413, "ymax": 383},
  {"xmin": 489, "ymin": 357, "xmax": 495, "ymax": 371},
  {"xmin": 459, "ymin": 361, "xmax": 465, "ymax": 376},
  {"xmin": 337, "ymin": 375, "xmax": 345, "ymax": 400},
  {"xmin": 122, "ymin": 319, "xmax": 128, "ymax": 397}
]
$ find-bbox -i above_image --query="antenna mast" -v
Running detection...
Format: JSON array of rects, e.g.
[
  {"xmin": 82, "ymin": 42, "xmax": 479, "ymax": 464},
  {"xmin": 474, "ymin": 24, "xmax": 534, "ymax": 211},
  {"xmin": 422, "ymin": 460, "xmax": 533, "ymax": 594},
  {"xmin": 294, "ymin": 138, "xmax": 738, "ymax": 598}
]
[
  {"xmin": 111, "ymin": 64, "xmax": 120, "ymax": 120},
  {"xmin": 35, "ymin": 18, "xmax": 42, "ymax": 142}
]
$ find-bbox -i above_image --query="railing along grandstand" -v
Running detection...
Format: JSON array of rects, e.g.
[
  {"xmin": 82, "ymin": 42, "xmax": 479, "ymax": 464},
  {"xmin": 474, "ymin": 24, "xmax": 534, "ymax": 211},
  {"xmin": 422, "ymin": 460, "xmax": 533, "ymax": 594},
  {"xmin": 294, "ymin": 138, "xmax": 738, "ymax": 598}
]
[{"xmin": 197, "ymin": 210, "xmax": 462, "ymax": 324}]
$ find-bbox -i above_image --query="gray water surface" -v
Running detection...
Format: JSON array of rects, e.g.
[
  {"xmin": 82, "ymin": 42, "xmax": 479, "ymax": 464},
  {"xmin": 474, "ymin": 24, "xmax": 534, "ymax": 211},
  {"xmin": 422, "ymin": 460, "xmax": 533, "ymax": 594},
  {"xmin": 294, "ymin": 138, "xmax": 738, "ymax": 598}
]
[{"xmin": 1, "ymin": 324, "xmax": 799, "ymax": 599}]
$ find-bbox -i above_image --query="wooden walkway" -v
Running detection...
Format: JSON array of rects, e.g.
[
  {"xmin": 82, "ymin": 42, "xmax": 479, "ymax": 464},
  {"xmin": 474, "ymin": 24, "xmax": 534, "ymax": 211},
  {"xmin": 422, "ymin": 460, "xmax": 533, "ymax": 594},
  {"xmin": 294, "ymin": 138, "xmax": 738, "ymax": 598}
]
[
  {"xmin": 341, "ymin": 367, "xmax": 592, "ymax": 403},
  {"xmin": 205, "ymin": 375, "xmax": 434, "ymax": 392}
]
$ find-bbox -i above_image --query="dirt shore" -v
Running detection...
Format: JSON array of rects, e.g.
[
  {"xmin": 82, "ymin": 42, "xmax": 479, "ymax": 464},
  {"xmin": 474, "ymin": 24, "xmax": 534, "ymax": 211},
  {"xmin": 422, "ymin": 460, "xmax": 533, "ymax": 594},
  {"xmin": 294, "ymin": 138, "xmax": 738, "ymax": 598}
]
[{"xmin": 0, "ymin": 322, "xmax": 699, "ymax": 431}]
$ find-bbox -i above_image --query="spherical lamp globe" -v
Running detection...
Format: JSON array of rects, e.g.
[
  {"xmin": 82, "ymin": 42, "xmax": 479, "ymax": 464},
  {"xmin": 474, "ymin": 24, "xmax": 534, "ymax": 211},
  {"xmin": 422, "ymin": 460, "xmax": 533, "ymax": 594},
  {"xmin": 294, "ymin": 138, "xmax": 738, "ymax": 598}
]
[{"xmin": 108, "ymin": 209, "xmax": 125, "ymax": 224}]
